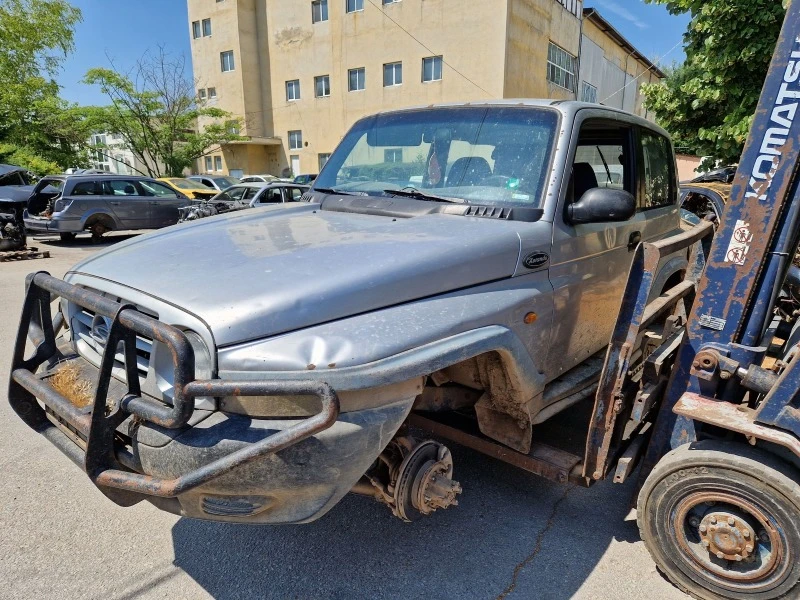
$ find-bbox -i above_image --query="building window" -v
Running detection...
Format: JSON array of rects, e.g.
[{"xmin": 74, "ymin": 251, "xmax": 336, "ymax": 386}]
[
  {"xmin": 192, "ymin": 21, "xmax": 201, "ymax": 39},
  {"xmin": 220, "ymin": 51, "xmax": 235, "ymax": 72},
  {"xmin": 311, "ymin": 0, "xmax": 328, "ymax": 23},
  {"xmin": 315, "ymin": 75, "xmax": 330, "ymax": 97},
  {"xmin": 214, "ymin": 156, "xmax": 223, "ymax": 171},
  {"xmin": 384, "ymin": 148, "xmax": 402, "ymax": 163},
  {"xmin": 348, "ymin": 67, "xmax": 365, "ymax": 92},
  {"xmin": 289, "ymin": 130, "xmax": 303, "ymax": 150},
  {"xmin": 205, "ymin": 156, "xmax": 213, "ymax": 172},
  {"xmin": 556, "ymin": 0, "xmax": 580, "ymax": 17},
  {"xmin": 580, "ymin": 81, "xmax": 597, "ymax": 103},
  {"xmin": 318, "ymin": 153, "xmax": 331, "ymax": 170},
  {"xmin": 198, "ymin": 88, "xmax": 207, "ymax": 101},
  {"xmin": 422, "ymin": 56, "xmax": 443, "ymax": 82},
  {"xmin": 286, "ymin": 79, "xmax": 301, "ymax": 101},
  {"xmin": 346, "ymin": 0, "xmax": 363, "ymax": 12},
  {"xmin": 383, "ymin": 0, "xmax": 400, "ymax": 4},
  {"xmin": 383, "ymin": 62, "xmax": 402, "ymax": 87},
  {"xmin": 202, "ymin": 18, "xmax": 212, "ymax": 36},
  {"xmin": 546, "ymin": 42, "xmax": 577, "ymax": 92},
  {"xmin": 208, "ymin": 87, "xmax": 217, "ymax": 100}
]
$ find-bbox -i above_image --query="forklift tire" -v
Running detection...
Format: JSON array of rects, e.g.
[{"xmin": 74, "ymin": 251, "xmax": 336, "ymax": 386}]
[
  {"xmin": 638, "ymin": 440, "xmax": 800, "ymax": 599},
  {"xmin": 59, "ymin": 232, "xmax": 76, "ymax": 242}
]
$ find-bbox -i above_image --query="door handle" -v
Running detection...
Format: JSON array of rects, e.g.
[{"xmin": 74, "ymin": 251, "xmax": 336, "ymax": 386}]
[
  {"xmin": 149, "ymin": 202, "xmax": 159, "ymax": 205},
  {"xmin": 109, "ymin": 201, "xmax": 121, "ymax": 206},
  {"xmin": 628, "ymin": 231, "xmax": 642, "ymax": 251}
]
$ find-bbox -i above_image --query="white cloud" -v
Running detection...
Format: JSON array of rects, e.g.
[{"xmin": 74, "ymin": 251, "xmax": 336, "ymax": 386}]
[{"xmin": 593, "ymin": 0, "xmax": 649, "ymax": 29}]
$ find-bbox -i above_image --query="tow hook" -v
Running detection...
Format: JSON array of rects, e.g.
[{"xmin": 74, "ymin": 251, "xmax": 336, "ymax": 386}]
[{"xmin": 352, "ymin": 437, "xmax": 462, "ymax": 521}]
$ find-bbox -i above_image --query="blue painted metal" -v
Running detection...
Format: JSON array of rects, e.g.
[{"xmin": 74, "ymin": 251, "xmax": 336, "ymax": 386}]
[{"xmin": 648, "ymin": 3, "xmax": 800, "ymax": 461}]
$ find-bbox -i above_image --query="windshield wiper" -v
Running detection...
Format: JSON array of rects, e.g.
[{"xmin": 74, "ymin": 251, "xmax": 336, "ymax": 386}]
[
  {"xmin": 313, "ymin": 187, "xmax": 358, "ymax": 196},
  {"xmin": 382, "ymin": 189, "xmax": 465, "ymax": 204}
]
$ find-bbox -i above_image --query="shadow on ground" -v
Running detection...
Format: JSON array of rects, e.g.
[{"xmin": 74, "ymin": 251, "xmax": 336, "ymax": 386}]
[
  {"xmin": 31, "ymin": 231, "xmax": 146, "ymax": 252},
  {"xmin": 170, "ymin": 445, "xmax": 643, "ymax": 600}
]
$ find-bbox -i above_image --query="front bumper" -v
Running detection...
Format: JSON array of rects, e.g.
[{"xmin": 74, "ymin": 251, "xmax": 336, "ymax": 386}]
[{"xmin": 8, "ymin": 273, "xmax": 409, "ymax": 523}]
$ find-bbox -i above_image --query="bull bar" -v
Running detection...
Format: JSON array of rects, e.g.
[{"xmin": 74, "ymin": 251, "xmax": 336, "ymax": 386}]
[{"xmin": 8, "ymin": 272, "xmax": 340, "ymax": 504}]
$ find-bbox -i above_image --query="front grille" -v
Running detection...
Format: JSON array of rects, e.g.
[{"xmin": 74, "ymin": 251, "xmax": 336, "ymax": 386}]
[{"xmin": 71, "ymin": 303, "xmax": 156, "ymax": 381}]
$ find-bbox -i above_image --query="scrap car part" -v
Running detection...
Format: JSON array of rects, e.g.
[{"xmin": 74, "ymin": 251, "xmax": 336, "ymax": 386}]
[{"xmin": 355, "ymin": 436, "xmax": 461, "ymax": 521}]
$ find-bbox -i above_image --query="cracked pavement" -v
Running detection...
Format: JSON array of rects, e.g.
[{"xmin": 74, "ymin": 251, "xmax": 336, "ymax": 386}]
[{"xmin": 0, "ymin": 234, "xmax": 691, "ymax": 600}]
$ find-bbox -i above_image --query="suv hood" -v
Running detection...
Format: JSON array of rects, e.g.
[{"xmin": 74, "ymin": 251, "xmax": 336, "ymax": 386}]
[{"xmin": 69, "ymin": 205, "xmax": 522, "ymax": 346}]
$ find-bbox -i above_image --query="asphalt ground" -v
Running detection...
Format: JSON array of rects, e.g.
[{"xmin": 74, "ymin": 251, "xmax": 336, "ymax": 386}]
[{"xmin": 0, "ymin": 232, "xmax": 691, "ymax": 600}]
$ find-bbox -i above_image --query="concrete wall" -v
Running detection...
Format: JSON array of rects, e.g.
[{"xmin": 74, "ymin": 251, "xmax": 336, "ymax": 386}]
[
  {"xmin": 263, "ymin": 0, "xmax": 507, "ymax": 175},
  {"xmin": 504, "ymin": 0, "xmax": 581, "ymax": 100}
]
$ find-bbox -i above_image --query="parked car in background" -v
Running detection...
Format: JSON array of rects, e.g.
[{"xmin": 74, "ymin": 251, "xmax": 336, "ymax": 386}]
[
  {"xmin": 0, "ymin": 164, "xmax": 35, "ymax": 251},
  {"xmin": 158, "ymin": 177, "xmax": 217, "ymax": 200},
  {"xmin": 293, "ymin": 173, "xmax": 317, "ymax": 185},
  {"xmin": 24, "ymin": 174, "xmax": 189, "ymax": 241},
  {"xmin": 241, "ymin": 174, "xmax": 279, "ymax": 183},
  {"xmin": 187, "ymin": 174, "xmax": 240, "ymax": 191},
  {"xmin": 178, "ymin": 181, "xmax": 309, "ymax": 222}
]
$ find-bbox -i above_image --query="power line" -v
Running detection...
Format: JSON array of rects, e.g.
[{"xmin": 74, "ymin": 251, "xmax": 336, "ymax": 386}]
[
  {"xmin": 600, "ymin": 38, "xmax": 682, "ymax": 104},
  {"xmin": 363, "ymin": 0, "xmax": 494, "ymax": 97}
]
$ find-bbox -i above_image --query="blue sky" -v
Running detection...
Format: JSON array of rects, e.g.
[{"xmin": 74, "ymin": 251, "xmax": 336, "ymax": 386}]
[{"xmin": 58, "ymin": 0, "xmax": 690, "ymax": 106}]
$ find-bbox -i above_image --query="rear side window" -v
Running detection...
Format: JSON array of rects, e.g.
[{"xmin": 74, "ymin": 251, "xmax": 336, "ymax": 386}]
[
  {"xmin": 71, "ymin": 181, "xmax": 100, "ymax": 195},
  {"xmin": 287, "ymin": 187, "xmax": 304, "ymax": 200},
  {"xmin": 640, "ymin": 130, "xmax": 675, "ymax": 209},
  {"xmin": 259, "ymin": 188, "xmax": 283, "ymax": 204},
  {"xmin": 103, "ymin": 180, "xmax": 140, "ymax": 196},
  {"xmin": 139, "ymin": 181, "xmax": 179, "ymax": 197}
]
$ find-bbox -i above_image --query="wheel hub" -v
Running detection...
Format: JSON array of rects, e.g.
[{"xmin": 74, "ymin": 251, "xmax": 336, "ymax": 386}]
[{"xmin": 698, "ymin": 511, "xmax": 756, "ymax": 561}]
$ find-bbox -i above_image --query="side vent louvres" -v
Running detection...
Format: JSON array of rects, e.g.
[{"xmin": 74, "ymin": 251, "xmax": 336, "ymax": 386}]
[{"xmin": 464, "ymin": 206, "xmax": 512, "ymax": 220}]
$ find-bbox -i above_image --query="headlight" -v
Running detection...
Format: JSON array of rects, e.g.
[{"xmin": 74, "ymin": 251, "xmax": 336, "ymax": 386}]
[{"xmin": 184, "ymin": 331, "xmax": 213, "ymax": 380}]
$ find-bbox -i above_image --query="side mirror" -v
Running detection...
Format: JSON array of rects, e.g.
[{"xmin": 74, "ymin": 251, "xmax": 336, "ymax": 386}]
[{"xmin": 567, "ymin": 188, "xmax": 636, "ymax": 225}]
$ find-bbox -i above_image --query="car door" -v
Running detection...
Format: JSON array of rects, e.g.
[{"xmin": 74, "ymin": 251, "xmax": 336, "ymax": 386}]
[
  {"xmin": 283, "ymin": 186, "xmax": 306, "ymax": 202},
  {"xmin": 253, "ymin": 187, "xmax": 284, "ymax": 206},
  {"xmin": 138, "ymin": 180, "xmax": 186, "ymax": 227},
  {"xmin": 546, "ymin": 116, "xmax": 646, "ymax": 379},
  {"xmin": 101, "ymin": 179, "xmax": 151, "ymax": 229}
]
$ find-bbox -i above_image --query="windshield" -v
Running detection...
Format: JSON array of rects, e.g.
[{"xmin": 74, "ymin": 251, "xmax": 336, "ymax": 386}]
[
  {"xmin": 170, "ymin": 178, "xmax": 210, "ymax": 190},
  {"xmin": 314, "ymin": 106, "xmax": 558, "ymax": 207},
  {"xmin": 213, "ymin": 176, "xmax": 240, "ymax": 190}
]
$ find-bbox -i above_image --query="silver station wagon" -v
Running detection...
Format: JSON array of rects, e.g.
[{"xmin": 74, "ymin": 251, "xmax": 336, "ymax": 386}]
[{"xmin": 24, "ymin": 174, "xmax": 190, "ymax": 241}]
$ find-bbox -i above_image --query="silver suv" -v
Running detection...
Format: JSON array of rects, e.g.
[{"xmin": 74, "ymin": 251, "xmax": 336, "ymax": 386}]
[{"xmin": 24, "ymin": 174, "xmax": 189, "ymax": 241}]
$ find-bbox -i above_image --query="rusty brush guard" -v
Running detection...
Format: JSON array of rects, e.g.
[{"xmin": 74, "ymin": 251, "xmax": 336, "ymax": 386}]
[{"xmin": 9, "ymin": 272, "xmax": 340, "ymax": 504}]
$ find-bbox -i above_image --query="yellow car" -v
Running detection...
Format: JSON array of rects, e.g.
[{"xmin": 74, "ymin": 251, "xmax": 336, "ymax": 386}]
[{"xmin": 158, "ymin": 177, "xmax": 218, "ymax": 200}]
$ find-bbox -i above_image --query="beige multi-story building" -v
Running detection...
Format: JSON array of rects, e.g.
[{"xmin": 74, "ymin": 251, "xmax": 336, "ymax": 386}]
[{"xmin": 187, "ymin": 0, "xmax": 664, "ymax": 177}]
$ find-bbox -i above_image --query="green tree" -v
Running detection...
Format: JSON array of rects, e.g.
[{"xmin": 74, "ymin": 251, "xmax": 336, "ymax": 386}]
[
  {"xmin": 0, "ymin": 0, "xmax": 86, "ymax": 172},
  {"xmin": 642, "ymin": 0, "xmax": 786, "ymax": 167},
  {"xmin": 85, "ymin": 48, "xmax": 244, "ymax": 177}
]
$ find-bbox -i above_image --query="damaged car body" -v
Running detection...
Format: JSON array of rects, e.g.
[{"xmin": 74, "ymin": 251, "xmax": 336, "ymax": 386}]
[
  {"xmin": 0, "ymin": 164, "xmax": 36, "ymax": 251},
  {"xmin": 8, "ymin": 101, "xmax": 689, "ymax": 523}
]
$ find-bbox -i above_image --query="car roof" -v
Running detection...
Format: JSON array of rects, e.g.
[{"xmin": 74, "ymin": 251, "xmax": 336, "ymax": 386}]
[{"xmin": 362, "ymin": 99, "xmax": 671, "ymax": 139}]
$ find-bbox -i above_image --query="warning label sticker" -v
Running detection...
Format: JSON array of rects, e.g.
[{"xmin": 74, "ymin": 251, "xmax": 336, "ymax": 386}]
[{"xmin": 725, "ymin": 220, "xmax": 753, "ymax": 266}]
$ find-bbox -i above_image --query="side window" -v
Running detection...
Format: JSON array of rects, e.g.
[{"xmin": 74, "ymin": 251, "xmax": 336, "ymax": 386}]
[
  {"xmin": 287, "ymin": 187, "xmax": 304, "ymax": 201},
  {"xmin": 71, "ymin": 181, "xmax": 100, "ymax": 196},
  {"xmin": 640, "ymin": 130, "xmax": 675, "ymax": 209},
  {"xmin": 139, "ymin": 181, "xmax": 179, "ymax": 198},
  {"xmin": 571, "ymin": 122, "xmax": 633, "ymax": 204},
  {"xmin": 104, "ymin": 180, "xmax": 140, "ymax": 196},
  {"xmin": 242, "ymin": 187, "xmax": 259, "ymax": 201},
  {"xmin": 259, "ymin": 188, "xmax": 283, "ymax": 204}
]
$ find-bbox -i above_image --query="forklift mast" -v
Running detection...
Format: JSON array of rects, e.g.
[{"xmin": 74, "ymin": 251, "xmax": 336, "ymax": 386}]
[{"xmin": 645, "ymin": 0, "xmax": 800, "ymax": 462}]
